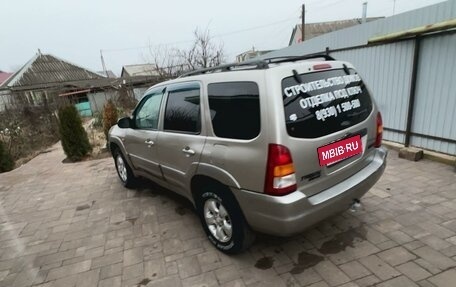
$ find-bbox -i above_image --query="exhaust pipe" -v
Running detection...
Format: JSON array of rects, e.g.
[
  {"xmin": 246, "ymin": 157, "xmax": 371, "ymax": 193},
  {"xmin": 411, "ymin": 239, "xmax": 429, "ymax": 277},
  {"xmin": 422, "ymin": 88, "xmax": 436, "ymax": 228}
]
[{"xmin": 350, "ymin": 199, "xmax": 362, "ymax": 212}]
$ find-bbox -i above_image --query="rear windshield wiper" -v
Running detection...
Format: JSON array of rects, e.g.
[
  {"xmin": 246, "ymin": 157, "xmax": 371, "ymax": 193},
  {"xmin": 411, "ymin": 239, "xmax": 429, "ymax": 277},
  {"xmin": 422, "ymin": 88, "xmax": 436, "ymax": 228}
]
[
  {"xmin": 292, "ymin": 69, "xmax": 302, "ymax": 83},
  {"xmin": 342, "ymin": 64, "xmax": 350, "ymax": 75}
]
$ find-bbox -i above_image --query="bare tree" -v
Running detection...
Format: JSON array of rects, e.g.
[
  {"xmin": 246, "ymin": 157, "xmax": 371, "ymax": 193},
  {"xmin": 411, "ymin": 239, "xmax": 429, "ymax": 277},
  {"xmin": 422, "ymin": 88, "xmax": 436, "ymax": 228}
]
[
  {"xmin": 146, "ymin": 45, "xmax": 185, "ymax": 79},
  {"xmin": 145, "ymin": 28, "xmax": 225, "ymax": 78},
  {"xmin": 179, "ymin": 28, "xmax": 225, "ymax": 71}
]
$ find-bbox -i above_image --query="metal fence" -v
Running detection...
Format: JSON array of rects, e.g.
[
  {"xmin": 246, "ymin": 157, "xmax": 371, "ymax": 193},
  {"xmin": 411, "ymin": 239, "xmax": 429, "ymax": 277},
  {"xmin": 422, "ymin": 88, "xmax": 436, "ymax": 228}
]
[
  {"xmin": 329, "ymin": 31, "xmax": 456, "ymax": 155},
  {"xmin": 331, "ymin": 41, "xmax": 414, "ymax": 145},
  {"xmin": 410, "ymin": 33, "xmax": 456, "ymax": 154},
  {"xmin": 262, "ymin": 1, "xmax": 456, "ymax": 155}
]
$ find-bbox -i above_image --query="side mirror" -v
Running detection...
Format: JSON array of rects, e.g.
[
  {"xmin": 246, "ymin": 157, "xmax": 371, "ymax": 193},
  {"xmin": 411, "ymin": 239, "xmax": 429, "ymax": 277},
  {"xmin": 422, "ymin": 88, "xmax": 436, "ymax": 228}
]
[{"xmin": 118, "ymin": 117, "xmax": 132, "ymax": 129}]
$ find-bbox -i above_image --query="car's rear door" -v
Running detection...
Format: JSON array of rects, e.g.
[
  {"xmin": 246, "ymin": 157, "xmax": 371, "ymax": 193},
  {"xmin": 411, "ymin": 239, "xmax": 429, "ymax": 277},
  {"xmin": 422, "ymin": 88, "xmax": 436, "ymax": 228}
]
[{"xmin": 156, "ymin": 81, "xmax": 205, "ymax": 193}]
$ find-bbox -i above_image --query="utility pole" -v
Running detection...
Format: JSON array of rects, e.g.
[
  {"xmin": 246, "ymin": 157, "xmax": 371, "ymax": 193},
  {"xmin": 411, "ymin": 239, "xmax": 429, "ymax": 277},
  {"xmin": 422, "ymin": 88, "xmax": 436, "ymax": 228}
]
[
  {"xmin": 301, "ymin": 3, "xmax": 305, "ymax": 42},
  {"xmin": 100, "ymin": 50, "xmax": 108, "ymax": 77}
]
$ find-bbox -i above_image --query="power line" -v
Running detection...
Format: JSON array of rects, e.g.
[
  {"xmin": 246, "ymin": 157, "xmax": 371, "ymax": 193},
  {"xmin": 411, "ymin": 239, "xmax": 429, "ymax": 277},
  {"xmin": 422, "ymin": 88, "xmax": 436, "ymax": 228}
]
[
  {"xmin": 304, "ymin": 0, "xmax": 337, "ymax": 7},
  {"xmin": 101, "ymin": 15, "xmax": 299, "ymax": 54},
  {"xmin": 307, "ymin": 0, "xmax": 347, "ymax": 9},
  {"xmin": 234, "ymin": 6, "xmax": 301, "ymax": 51},
  {"xmin": 213, "ymin": 16, "xmax": 297, "ymax": 38},
  {"xmin": 255, "ymin": 17, "xmax": 298, "ymax": 49},
  {"xmin": 212, "ymin": 4, "xmax": 302, "ymax": 39},
  {"xmin": 101, "ymin": 39, "xmax": 193, "ymax": 53}
]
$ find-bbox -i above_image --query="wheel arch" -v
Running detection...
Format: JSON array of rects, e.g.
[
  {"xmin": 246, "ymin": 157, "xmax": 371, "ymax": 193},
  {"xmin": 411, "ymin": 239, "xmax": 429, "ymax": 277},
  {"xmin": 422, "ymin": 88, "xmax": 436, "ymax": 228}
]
[
  {"xmin": 109, "ymin": 138, "xmax": 136, "ymax": 176},
  {"xmin": 194, "ymin": 163, "xmax": 240, "ymax": 188},
  {"xmin": 190, "ymin": 167, "xmax": 248, "ymax": 220},
  {"xmin": 190, "ymin": 174, "xmax": 255, "ymax": 253},
  {"xmin": 109, "ymin": 137, "xmax": 124, "ymax": 155},
  {"xmin": 191, "ymin": 175, "xmax": 236, "ymax": 207},
  {"xmin": 190, "ymin": 163, "xmax": 241, "ymax": 205}
]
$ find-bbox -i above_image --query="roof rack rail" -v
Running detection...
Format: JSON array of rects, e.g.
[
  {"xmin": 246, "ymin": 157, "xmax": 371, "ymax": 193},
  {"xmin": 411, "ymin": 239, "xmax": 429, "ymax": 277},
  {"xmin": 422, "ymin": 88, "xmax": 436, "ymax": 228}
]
[
  {"xmin": 179, "ymin": 60, "xmax": 269, "ymax": 78},
  {"xmin": 178, "ymin": 53, "xmax": 335, "ymax": 78},
  {"xmin": 264, "ymin": 54, "xmax": 335, "ymax": 64}
]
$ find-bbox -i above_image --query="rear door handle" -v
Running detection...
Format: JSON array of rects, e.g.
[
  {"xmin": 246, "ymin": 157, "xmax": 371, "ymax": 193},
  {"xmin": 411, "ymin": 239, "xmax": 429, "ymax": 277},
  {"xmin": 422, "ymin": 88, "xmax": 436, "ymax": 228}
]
[
  {"xmin": 182, "ymin": 147, "xmax": 195, "ymax": 156},
  {"xmin": 145, "ymin": 139, "xmax": 154, "ymax": 145}
]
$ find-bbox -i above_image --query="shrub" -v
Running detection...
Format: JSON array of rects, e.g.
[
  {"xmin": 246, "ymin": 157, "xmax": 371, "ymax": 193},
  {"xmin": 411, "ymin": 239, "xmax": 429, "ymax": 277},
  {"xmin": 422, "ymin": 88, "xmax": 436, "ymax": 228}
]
[
  {"xmin": 92, "ymin": 112, "xmax": 103, "ymax": 128},
  {"xmin": 58, "ymin": 105, "xmax": 92, "ymax": 161},
  {"xmin": 1, "ymin": 108, "xmax": 59, "ymax": 161},
  {"xmin": 0, "ymin": 140, "xmax": 14, "ymax": 173},
  {"xmin": 102, "ymin": 100, "xmax": 118, "ymax": 141}
]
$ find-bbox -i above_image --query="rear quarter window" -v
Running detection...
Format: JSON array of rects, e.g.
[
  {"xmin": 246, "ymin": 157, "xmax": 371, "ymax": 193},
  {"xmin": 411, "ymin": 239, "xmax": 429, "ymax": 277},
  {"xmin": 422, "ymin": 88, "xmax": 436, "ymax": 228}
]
[
  {"xmin": 282, "ymin": 68, "xmax": 373, "ymax": 138},
  {"xmin": 208, "ymin": 82, "xmax": 260, "ymax": 140}
]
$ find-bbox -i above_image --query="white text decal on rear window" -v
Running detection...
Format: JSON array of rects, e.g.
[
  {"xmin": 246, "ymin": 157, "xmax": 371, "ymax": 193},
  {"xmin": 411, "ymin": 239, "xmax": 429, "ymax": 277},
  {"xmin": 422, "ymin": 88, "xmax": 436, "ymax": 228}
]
[
  {"xmin": 283, "ymin": 74, "xmax": 360, "ymax": 98},
  {"xmin": 299, "ymin": 86, "xmax": 362, "ymax": 109}
]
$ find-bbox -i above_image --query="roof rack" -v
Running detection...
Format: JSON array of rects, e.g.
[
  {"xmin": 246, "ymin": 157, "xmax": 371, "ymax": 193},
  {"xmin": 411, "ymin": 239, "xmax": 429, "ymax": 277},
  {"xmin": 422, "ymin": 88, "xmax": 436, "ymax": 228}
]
[
  {"xmin": 264, "ymin": 54, "xmax": 335, "ymax": 64},
  {"xmin": 179, "ymin": 53, "xmax": 335, "ymax": 78},
  {"xmin": 179, "ymin": 61, "xmax": 269, "ymax": 78}
]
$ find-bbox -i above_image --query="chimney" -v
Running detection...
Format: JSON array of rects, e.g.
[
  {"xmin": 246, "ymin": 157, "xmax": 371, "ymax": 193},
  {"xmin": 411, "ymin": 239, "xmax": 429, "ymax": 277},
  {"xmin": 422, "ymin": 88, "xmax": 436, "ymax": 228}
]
[{"xmin": 362, "ymin": 2, "xmax": 368, "ymax": 23}]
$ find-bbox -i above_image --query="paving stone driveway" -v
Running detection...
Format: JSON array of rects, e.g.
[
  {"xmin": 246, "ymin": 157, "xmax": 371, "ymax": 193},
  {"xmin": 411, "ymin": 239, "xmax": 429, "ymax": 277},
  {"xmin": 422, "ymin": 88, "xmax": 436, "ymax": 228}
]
[{"xmin": 0, "ymin": 144, "xmax": 455, "ymax": 287}]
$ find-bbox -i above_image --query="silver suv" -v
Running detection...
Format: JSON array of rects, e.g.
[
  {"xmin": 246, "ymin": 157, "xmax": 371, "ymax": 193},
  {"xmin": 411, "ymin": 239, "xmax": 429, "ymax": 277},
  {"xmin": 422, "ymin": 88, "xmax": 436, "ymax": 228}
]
[{"xmin": 109, "ymin": 55, "xmax": 387, "ymax": 253}]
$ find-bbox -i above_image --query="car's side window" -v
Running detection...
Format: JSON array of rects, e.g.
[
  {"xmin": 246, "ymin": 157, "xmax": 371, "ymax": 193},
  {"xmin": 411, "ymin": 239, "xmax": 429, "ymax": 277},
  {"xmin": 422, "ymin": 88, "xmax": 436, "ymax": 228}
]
[
  {"xmin": 163, "ymin": 82, "xmax": 201, "ymax": 133},
  {"xmin": 208, "ymin": 82, "xmax": 260, "ymax": 140},
  {"xmin": 135, "ymin": 89, "xmax": 165, "ymax": 129}
]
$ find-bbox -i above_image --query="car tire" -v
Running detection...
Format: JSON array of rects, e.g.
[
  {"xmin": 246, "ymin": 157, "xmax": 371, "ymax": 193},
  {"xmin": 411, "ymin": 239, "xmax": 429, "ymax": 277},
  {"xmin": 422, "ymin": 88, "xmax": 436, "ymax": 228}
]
[
  {"xmin": 196, "ymin": 183, "xmax": 255, "ymax": 254},
  {"xmin": 113, "ymin": 148, "xmax": 136, "ymax": 188}
]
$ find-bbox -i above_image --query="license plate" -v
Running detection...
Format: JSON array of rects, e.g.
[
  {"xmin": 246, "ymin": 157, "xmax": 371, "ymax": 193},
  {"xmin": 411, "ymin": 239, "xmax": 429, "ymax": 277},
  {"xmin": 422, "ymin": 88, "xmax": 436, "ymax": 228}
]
[{"xmin": 318, "ymin": 135, "xmax": 362, "ymax": 166}]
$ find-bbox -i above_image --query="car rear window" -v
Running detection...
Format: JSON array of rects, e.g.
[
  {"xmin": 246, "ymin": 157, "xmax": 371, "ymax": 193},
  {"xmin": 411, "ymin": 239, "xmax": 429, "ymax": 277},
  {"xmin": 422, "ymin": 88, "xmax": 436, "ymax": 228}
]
[{"xmin": 282, "ymin": 68, "xmax": 373, "ymax": 138}]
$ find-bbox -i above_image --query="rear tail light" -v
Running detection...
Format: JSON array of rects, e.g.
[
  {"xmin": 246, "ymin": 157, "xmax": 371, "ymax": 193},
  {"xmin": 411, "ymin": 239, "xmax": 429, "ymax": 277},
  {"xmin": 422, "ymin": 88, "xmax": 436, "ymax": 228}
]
[
  {"xmin": 374, "ymin": 112, "xmax": 383, "ymax": 148},
  {"xmin": 264, "ymin": 144, "xmax": 297, "ymax": 196}
]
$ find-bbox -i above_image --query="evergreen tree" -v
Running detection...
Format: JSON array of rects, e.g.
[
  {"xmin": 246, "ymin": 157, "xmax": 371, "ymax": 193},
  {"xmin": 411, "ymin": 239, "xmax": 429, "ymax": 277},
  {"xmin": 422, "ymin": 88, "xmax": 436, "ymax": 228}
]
[
  {"xmin": 58, "ymin": 105, "xmax": 92, "ymax": 161},
  {"xmin": 0, "ymin": 140, "xmax": 14, "ymax": 172}
]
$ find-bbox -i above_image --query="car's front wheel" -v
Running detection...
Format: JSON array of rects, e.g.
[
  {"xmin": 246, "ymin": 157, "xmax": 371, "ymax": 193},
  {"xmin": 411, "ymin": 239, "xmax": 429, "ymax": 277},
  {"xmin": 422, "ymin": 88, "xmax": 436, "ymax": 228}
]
[
  {"xmin": 196, "ymin": 183, "xmax": 255, "ymax": 253},
  {"xmin": 113, "ymin": 149, "xmax": 136, "ymax": 188}
]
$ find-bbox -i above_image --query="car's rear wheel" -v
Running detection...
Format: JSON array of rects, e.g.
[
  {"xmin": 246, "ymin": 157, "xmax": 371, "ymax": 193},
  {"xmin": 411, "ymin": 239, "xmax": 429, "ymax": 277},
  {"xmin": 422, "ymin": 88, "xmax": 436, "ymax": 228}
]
[
  {"xmin": 196, "ymin": 183, "xmax": 255, "ymax": 254},
  {"xmin": 113, "ymin": 149, "xmax": 136, "ymax": 188}
]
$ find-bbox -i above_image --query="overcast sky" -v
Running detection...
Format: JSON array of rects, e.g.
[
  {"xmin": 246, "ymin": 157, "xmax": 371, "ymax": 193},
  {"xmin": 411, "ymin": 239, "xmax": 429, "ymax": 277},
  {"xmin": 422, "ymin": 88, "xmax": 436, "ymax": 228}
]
[{"xmin": 0, "ymin": 0, "xmax": 446, "ymax": 75}]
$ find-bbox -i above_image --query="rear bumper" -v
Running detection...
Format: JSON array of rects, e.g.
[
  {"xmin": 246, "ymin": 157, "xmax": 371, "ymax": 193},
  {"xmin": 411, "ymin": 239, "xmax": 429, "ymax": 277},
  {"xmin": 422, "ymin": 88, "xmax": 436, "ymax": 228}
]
[{"xmin": 234, "ymin": 147, "xmax": 387, "ymax": 236}]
